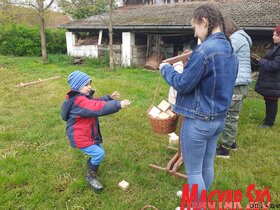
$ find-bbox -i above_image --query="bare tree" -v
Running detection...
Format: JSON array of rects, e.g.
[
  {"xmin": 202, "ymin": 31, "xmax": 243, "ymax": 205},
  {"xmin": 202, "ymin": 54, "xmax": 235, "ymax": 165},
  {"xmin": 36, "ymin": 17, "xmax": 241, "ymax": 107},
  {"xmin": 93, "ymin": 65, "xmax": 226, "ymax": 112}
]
[
  {"xmin": 31, "ymin": 0, "xmax": 55, "ymax": 63},
  {"xmin": 96, "ymin": 0, "xmax": 115, "ymax": 70},
  {"xmin": 7, "ymin": 0, "xmax": 55, "ymax": 63},
  {"xmin": 108, "ymin": 0, "xmax": 113, "ymax": 70}
]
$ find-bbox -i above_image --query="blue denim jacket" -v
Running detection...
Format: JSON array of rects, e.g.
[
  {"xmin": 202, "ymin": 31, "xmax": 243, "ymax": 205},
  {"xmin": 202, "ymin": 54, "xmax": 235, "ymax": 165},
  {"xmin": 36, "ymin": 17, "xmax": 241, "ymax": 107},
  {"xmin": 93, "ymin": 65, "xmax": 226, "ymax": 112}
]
[{"xmin": 161, "ymin": 32, "xmax": 238, "ymax": 121}]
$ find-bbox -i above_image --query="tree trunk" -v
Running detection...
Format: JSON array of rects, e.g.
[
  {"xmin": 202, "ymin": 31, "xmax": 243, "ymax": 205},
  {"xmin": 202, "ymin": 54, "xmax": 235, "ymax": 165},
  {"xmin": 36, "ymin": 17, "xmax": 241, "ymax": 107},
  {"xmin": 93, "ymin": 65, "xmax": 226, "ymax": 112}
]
[
  {"xmin": 109, "ymin": 0, "xmax": 114, "ymax": 70},
  {"xmin": 39, "ymin": 12, "xmax": 47, "ymax": 63}
]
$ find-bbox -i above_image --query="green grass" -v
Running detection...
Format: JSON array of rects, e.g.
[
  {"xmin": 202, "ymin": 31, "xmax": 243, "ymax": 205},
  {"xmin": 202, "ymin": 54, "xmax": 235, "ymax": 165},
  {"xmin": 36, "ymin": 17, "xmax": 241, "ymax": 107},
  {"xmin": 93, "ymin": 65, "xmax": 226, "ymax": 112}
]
[{"xmin": 0, "ymin": 55, "xmax": 279, "ymax": 209}]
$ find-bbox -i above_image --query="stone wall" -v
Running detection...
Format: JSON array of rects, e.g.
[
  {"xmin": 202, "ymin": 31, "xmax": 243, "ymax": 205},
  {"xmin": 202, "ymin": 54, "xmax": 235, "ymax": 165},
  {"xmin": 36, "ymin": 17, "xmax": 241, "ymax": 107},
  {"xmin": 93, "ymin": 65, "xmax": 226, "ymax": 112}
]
[{"xmin": 132, "ymin": 45, "xmax": 147, "ymax": 67}]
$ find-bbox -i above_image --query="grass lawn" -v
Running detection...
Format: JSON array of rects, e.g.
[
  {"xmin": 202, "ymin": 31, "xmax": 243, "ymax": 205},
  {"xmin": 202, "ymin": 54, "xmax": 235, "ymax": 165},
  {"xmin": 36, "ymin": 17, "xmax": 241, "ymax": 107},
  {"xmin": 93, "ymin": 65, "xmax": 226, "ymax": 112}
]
[{"xmin": 0, "ymin": 55, "xmax": 279, "ymax": 209}]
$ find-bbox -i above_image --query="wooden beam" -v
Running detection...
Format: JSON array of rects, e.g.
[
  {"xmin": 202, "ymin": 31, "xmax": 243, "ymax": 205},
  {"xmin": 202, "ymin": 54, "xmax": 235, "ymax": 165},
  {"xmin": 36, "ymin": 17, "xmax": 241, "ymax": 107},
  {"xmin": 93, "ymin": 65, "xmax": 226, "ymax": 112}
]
[
  {"xmin": 162, "ymin": 51, "xmax": 192, "ymax": 64},
  {"xmin": 16, "ymin": 76, "xmax": 61, "ymax": 87}
]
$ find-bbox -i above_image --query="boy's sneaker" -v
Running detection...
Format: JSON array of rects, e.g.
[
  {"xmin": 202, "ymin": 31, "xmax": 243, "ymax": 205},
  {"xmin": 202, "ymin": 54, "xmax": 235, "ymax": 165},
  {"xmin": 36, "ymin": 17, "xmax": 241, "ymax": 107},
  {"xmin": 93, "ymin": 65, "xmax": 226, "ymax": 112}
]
[
  {"xmin": 216, "ymin": 145, "xmax": 230, "ymax": 158},
  {"xmin": 230, "ymin": 142, "xmax": 237, "ymax": 151}
]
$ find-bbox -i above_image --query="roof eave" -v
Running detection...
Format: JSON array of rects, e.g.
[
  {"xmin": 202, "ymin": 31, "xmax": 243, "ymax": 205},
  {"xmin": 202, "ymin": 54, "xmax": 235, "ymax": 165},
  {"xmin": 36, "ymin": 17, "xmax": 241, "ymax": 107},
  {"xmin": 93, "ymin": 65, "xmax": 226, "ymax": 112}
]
[
  {"xmin": 241, "ymin": 26, "xmax": 275, "ymax": 31},
  {"xmin": 58, "ymin": 25, "xmax": 193, "ymax": 30},
  {"xmin": 58, "ymin": 25, "xmax": 276, "ymax": 31}
]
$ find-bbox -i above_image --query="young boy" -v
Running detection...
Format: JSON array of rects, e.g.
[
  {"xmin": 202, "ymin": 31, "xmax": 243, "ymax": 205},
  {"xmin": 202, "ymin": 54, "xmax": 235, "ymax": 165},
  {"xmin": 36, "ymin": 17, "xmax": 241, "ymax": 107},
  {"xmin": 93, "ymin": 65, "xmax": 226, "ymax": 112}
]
[{"xmin": 61, "ymin": 70, "xmax": 131, "ymax": 192}]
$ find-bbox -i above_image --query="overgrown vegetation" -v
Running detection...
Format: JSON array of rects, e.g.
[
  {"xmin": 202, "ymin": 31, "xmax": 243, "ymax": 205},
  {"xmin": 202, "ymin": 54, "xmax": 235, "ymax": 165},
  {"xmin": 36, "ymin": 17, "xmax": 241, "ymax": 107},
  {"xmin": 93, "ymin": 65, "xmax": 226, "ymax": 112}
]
[
  {"xmin": 0, "ymin": 55, "xmax": 279, "ymax": 209},
  {"xmin": 85, "ymin": 51, "xmax": 110, "ymax": 67},
  {"xmin": 60, "ymin": 0, "xmax": 118, "ymax": 19},
  {"xmin": 0, "ymin": 24, "xmax": 66, "ymax": 56}
]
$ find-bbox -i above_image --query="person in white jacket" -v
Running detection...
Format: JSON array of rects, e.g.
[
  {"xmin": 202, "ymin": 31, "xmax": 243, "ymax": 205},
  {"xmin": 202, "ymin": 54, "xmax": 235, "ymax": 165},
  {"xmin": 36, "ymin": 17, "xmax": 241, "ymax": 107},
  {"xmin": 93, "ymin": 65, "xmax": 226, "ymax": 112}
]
[{"xmin": 216, "ymin": 17, "xmax": 252, "ymax": 158}]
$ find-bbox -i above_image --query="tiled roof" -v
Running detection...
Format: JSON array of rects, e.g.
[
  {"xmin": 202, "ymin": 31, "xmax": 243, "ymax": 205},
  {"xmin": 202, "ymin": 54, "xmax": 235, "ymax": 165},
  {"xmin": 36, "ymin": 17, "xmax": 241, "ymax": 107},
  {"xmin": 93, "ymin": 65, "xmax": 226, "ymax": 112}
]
[{"xmin": 60, "ymin": 0, "xmax": 280, "ymax": 30}]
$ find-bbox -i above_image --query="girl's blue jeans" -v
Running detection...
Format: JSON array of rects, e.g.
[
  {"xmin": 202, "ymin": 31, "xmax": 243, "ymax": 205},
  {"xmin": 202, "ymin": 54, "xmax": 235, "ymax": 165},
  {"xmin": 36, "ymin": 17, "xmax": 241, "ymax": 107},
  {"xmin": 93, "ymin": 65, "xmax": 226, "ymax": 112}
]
[
  {"xmin": 80, "ymin": 144, "xmax": 105, "ymax": 165},
  {"xmin": 180, "ymin": 117, "xmax": 225, "ymax": 200}
]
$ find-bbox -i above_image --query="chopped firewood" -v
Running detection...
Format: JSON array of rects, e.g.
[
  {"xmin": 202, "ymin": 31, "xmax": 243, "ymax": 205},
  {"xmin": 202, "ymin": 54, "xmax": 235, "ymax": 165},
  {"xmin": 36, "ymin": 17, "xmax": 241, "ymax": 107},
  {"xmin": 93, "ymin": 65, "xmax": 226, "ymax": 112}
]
[
  {"xmin": 157, "ymin": 112, "xmax": 170, "ymax": 119},
  {"xmin": 252, "ymin": 71, "xmax": 259, "ymax": 80},
  {"xmin": 168, "ymin": 132, "xmax": 179, "ymax": 145},
  {"xmin": 73, "ymin": 57, "xmax": 85, "ymax": 65},
  {"xmin": 165, "ymin": 109, "xmax": 175, "ymax": 117},
  {"xmin": 251, "ymin": 53, "xmax": 261, "ymax": 62},
  {"xmin": 148, "ymin": 106, "xmax": 161, "ymax": 118},
  {"xmin": 157, "ymin": 100, "xmax": 171, "ymax": 112}
]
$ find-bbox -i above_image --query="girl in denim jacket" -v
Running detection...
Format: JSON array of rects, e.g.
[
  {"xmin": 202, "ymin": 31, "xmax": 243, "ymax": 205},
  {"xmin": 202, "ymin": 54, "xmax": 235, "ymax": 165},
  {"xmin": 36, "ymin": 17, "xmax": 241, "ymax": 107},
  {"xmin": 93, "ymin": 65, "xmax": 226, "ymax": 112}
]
[{"xmin": 159, "ymin": 4, "xmax": 238, "ymax": 207}]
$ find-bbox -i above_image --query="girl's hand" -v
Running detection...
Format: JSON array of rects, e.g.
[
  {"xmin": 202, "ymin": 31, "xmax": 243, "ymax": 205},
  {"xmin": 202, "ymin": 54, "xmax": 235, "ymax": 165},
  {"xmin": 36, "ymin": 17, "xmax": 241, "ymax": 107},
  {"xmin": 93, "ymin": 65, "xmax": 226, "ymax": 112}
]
[
  {"xmin": 110, "ymin": 91, "xmax": 120, "ymax": 99},
  {"xmin": 120, "ymin": 100, "xmax": 131, "ymax": 108}
]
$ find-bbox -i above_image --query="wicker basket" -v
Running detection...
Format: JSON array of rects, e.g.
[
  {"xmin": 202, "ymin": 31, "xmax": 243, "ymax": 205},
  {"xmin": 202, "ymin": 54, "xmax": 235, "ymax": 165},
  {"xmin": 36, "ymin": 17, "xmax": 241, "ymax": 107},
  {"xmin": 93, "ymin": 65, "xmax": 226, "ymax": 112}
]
[
  {"xmin": 141, "ymin": 205, "xmax": 158, "ymax": 210},
  {"xmin": 147, "ymin": 109, "xmax": 179, "ymax": 134}
]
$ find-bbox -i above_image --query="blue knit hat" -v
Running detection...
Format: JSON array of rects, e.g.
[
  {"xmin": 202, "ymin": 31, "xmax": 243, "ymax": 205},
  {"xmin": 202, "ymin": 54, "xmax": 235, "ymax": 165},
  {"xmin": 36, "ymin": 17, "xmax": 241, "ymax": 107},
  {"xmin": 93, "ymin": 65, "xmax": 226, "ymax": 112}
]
[{"xmin": 67, "ymin": 70, "xmax": 91, "ymax": 91}]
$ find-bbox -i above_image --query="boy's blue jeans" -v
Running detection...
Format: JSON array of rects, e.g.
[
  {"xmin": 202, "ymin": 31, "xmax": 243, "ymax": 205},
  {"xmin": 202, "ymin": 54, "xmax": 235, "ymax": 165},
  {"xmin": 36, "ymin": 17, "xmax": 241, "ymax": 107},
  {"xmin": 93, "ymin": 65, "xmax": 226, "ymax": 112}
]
[
  {"xmin": 180, "ymin": 117, "xmax": 225, "ymax": 200},
  {"xmin": 80, "ymin": 144, "xmax": 105, "ymax": 165}
]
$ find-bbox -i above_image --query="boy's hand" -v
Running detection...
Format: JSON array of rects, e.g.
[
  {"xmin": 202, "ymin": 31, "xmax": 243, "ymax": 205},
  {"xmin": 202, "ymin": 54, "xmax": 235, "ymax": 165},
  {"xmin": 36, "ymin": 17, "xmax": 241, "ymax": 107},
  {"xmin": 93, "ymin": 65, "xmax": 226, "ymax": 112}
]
[
  {"xmin": 110, "ymin": 91, "xmax": 120, "ymax": 99},
  {"xmin": 120, "ymin": 100, "xmax": 131, "ymax": 108}
]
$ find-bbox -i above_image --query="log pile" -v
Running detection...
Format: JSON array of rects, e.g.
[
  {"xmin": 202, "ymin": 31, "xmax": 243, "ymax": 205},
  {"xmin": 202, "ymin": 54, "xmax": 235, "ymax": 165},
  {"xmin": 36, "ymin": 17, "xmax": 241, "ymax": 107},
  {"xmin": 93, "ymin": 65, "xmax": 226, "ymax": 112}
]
[{"xmin": 148, "ymin": 100, "xmax": 175, "ymax": 119}]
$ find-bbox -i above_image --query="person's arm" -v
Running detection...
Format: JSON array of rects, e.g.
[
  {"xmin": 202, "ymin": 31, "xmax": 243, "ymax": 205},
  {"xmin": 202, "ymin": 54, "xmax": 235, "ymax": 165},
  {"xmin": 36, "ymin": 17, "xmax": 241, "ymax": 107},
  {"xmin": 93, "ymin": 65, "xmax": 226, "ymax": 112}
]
[
  {"xmin": 96, "ymin": 95, "xmax": 112, "ymax": 101},
  {"xmin": 74, "ymin": 96, "xmax": 121, "ymax": 117},
  {"xmin": 259, "ymin": 54, "xmax": 280, "ymax": 72},
  {"xmin": 94, "ymin": 91, "xmax": 121, "ymax": 101},
  {"xmin": 160, "ymin": 50, "xmax": 206, "ymax": 94}
]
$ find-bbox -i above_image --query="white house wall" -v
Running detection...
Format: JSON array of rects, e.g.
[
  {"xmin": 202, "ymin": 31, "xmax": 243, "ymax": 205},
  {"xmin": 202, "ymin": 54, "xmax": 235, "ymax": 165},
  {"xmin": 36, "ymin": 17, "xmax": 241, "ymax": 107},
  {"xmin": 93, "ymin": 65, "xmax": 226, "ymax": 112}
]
[
  {"xmin": 66, "ymin": 31, "xmax": 143, "ymax": 67},
  {"xmin": 70, "ymin": 45, "xmax": 99, "ymax": 58},
  {"xmin": 66, "ymin": 32, "xmax": 99, "ymax": 58},
  {"xmin": 122, "ymin": 32, "xmax": 135, "ymax": 67}
]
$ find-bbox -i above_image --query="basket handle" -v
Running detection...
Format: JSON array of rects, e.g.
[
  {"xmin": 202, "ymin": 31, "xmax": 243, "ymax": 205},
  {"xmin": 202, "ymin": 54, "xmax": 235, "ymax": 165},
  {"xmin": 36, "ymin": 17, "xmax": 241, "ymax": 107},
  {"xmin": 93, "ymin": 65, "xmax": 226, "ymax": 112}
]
[
  {"xmin": 141, "ymin": 205, "xmax": 158, "ymax": 210},
  {"xmin": 151, "ymin": 72, "xmax": 162, "ymax": 107}
]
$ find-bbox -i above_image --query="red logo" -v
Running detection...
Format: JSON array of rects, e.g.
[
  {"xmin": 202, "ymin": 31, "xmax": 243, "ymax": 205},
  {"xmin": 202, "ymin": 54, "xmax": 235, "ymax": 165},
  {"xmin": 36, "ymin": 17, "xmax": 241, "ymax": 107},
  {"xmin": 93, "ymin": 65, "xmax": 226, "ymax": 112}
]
[{"xmin": 180, "ymin": 184, "xmax": 271, "ymax": 210}]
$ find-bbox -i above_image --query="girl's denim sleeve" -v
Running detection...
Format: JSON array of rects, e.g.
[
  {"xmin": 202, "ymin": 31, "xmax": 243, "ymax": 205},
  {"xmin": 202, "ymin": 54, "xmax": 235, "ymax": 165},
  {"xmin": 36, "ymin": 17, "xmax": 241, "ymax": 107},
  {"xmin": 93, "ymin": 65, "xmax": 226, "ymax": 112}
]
[{"xmin": 161, "ymin": 50, "xmax": 206, "ymax": 94}]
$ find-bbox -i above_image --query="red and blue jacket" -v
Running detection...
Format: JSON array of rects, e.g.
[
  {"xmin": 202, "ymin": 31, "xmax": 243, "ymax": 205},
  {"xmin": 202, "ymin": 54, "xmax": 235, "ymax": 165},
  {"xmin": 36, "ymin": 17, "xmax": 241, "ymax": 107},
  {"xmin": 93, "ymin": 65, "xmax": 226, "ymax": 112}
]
[{"xmin": 61, "ymin": 90, "xmax": 121, "ymax": 148}]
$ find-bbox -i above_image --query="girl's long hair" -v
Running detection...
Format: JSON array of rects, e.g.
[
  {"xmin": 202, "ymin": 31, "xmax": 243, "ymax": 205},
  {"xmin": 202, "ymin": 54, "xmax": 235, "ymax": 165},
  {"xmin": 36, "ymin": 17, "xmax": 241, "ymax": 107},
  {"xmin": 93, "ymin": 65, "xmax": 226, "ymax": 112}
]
[{"xmin": 192, "ymin": 4, "xmax": 232, "ymax": 50}]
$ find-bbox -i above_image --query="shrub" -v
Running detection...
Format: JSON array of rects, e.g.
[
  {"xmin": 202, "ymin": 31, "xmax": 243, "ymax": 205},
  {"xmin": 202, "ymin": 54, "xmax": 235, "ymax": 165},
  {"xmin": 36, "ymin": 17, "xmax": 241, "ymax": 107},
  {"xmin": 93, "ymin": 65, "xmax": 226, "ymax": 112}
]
[
  {"xmin": 0, "ymin": 25, "xmax": 41, "ymax": 56},
  {"xmin": 0, "ymin": 24, "xmax": 66, "ymax": 56},
  {"xmin": 46, "ymin": 28, "xmax": 67, "ymax": 54}
]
